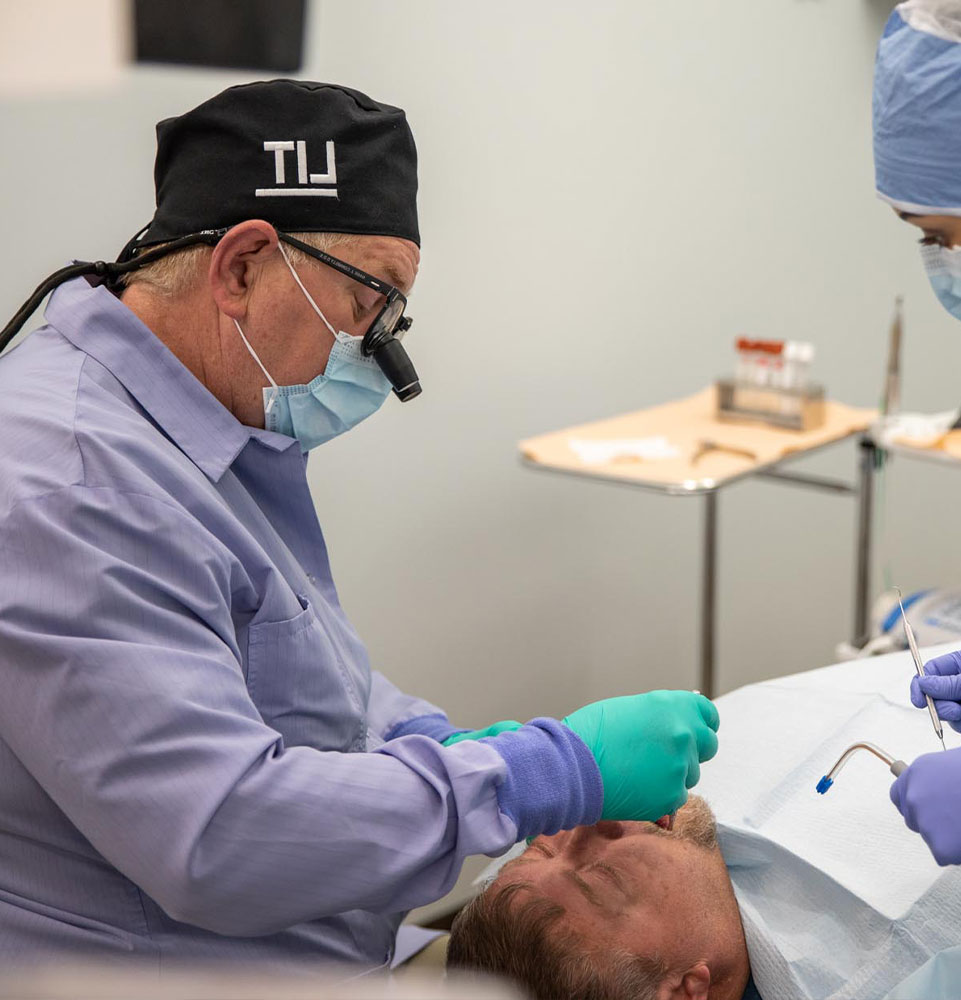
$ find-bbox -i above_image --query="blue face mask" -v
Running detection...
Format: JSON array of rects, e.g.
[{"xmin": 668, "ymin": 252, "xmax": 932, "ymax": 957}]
[
  {"xmin": 921, "ymin": 242, "xmax": 961, "ymax": 321},
  {"xmin": 233, "ymin": 245, "xmax": 393, "ymax": 450}
]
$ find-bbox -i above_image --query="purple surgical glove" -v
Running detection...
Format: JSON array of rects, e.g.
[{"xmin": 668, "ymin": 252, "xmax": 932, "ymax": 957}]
[
  {"xmin": 911, "ymin": 650, "xmax": 961, "ymax": 734},
  {"xmin": 890, "ymin": 746, "xmax": 961, "ymax": 866}
]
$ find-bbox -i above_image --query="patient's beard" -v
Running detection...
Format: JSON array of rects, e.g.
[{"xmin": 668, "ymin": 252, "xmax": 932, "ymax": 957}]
[
  {"xmin": 672, "ymin": 795, "xmax": 718, "ymax": 850},
  {"xmin": 672, "ymin": 796, "xmax": 750, "ymax": 1000}
]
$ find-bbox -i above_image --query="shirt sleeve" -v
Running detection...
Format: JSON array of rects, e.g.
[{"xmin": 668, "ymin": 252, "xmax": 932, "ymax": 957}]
[
  {"xmin": 366, "ymin": 669, "xmax": 464, "ymax": 743},
  {"xmin": 0, "ymin": 486, "xmax": 545, "ymax": 936}
]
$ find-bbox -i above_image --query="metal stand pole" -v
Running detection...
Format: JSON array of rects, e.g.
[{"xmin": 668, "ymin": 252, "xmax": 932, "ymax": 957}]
[
  {"xmin": 854, "ymin": 436, "xmax": 877, "ymax": 648},
  {"xmin": 701, "ymin": 490, "xmax": 718, "ymax": 698}
]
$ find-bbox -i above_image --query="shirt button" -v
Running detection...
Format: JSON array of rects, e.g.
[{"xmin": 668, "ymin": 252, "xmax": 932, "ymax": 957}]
[{"xmin": 307, "ymin": 573, "xmax": 316, "ymax": 584}]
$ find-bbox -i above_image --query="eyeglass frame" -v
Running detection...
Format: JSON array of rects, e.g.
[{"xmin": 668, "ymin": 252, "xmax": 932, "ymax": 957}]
[
  {"xmin": 276, "ymin": 233, "xmax": 413, "ymax": 356},
  {"xmin": 119, "ymin": 226, "xmax": 412, "ymax": 357}
]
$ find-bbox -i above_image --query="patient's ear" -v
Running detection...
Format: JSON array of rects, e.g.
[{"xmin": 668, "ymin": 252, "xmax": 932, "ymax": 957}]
[{"xmin": 658, "ymin": 961, "xmax": 711, "ymax": 1000}]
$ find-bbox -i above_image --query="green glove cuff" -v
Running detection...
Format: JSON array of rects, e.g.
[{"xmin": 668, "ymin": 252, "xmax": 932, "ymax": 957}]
[{"xmin": 442, "ymin": 720, "xmax": 524, "ymax": 746}]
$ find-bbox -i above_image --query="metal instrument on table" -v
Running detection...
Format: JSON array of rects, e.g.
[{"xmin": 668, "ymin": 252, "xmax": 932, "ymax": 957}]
[
  {"xmin": 690, "ymin": 440, "xmax": 757, "ymax": 465},
  {"xmin": 881, "ymin": 295, "xmax": 904, "ymax": 420}
]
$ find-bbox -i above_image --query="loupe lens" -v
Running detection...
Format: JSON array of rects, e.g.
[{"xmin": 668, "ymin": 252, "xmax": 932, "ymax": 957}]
[
  {"xmin": 380, "ymin": 296, "xmax": 406, "ymax": 337},
  {"xmin": 364, "ymin": 294, "xmax": 408, "ymax": 353}
]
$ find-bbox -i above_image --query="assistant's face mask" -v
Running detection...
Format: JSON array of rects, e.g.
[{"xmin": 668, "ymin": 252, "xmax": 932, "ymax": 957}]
[
  {"xmin": 921, "ymin": 242, "xmax": 961, "ymax": 321},
  {"xmin": 233, "ymin": 244, "xmax": 393, "ymax": 450}
]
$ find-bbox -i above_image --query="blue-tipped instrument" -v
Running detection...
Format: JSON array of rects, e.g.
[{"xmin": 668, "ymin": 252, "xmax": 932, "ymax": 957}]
[{"xmin": 816, "ymin": 741, "xmax": 907, "ymax": 794}]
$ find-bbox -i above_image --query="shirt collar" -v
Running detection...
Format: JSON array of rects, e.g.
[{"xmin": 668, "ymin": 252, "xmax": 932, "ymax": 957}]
[{"xmin": 45, "ymin": 276, "xmax": 299, "ymax": 481}]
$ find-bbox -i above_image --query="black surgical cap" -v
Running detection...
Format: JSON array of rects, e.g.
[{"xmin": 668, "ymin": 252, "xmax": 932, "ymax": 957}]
[{"xmin": 129, "ymin": 79, "xmax": 420, "ymax": 251}]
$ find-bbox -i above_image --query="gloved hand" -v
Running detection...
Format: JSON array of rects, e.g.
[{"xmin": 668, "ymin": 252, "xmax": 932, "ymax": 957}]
[
  {"xmin": 562, "ymin": 690, "xmax": 719, "ymax": 821},
  {"xmin": 442, "ymin": 720, "xmax": 524, "ymax": 746},
  {"xmin": 912, "ymin": 650, "xmax": 961, "ymax": 734},
  {"xmin": 890, "ymin": 746, "xmax": 961, "ymax": 865}
]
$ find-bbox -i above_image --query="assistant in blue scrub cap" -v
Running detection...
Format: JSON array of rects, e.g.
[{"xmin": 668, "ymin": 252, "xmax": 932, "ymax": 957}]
[{"xmin": 873, "ymin": 1, "xmax": 961, "ymax": 216}]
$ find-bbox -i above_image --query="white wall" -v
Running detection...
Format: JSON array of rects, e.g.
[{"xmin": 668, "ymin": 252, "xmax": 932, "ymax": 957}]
[
  {"xmin": 308, "ymin": 0, "xmax": 961, "ymax": 722},
  {"xmin": 2, "ymin": 0, "xmax": 958, "ymax": 742}
]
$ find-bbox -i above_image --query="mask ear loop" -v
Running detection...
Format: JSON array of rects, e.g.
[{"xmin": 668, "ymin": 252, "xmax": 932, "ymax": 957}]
[
  {"xmin": 278, "ymin": 242, "xmax": 338, "ymax": 338},
  {"xmin": 233, "ymin": 318, "xmax": 279, "ymax": 415}
]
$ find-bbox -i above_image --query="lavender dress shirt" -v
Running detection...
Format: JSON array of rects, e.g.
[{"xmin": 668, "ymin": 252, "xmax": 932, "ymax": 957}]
[{"xmin": 0, "ymin": 277, "xmax": 600, "ymax": 973}]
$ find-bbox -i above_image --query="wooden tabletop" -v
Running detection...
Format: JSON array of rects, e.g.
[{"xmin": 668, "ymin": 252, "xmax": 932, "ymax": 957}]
[{"xmin": 519, "ymin": 387, "xmax": 877, "ymax": 495}]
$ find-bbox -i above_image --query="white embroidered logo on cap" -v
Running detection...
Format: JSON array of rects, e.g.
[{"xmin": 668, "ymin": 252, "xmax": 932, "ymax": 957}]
[{"xmin": 256, "ymin": 140, "xmax": 338, "ymax": 198}]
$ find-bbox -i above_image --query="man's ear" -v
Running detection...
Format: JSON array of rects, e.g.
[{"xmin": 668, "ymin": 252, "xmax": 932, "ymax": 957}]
[
  {"xmin": 209, "ymin": 219, "xmax": 279, "ymax": 319},
  {"xmin": 658, "ymin": 961, "xmax": 711, "ymax": 1000},
  {"xmin": 680, "ymin": 963, "xmax": 711, "ymax": 1000}
]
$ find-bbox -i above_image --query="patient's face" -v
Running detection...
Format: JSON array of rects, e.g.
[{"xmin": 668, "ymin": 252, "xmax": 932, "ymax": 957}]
[{"xmin": 493, "ymin": 796, "xmax": 747, "ymax": 990}]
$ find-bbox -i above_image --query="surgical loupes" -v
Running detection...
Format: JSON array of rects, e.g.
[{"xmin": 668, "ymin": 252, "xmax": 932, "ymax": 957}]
[{"xmin": 897, "ymin": 589, "xmax": 947, "ymax": 751}]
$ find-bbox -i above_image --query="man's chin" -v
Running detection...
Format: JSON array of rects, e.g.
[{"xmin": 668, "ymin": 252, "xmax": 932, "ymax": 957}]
[
  {"xmin": 669, "ymin": 795, "xmax": 718, "ymax": 848},
  {"xmin": 618, "ymin": 795, "xmax": 718, "ymax": 848}
]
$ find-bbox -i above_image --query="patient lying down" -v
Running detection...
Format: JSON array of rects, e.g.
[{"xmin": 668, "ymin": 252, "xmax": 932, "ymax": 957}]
[
  {"xmin": 447, "ymin": 797, "xmax": 750, "ymax": 1000},
  {"xmin": 448, "ymin": 655, "xmax": 961, "ymax": 1000}
]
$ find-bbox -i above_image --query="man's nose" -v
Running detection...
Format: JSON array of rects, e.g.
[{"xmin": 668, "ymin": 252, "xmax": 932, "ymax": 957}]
[
  {"xmin": 562, "ymin": 821, "xmax": 623, "ymax": 857},
  {"xmin": 592, "ymin": 821, "xmax": 625, "ymax": 840}
]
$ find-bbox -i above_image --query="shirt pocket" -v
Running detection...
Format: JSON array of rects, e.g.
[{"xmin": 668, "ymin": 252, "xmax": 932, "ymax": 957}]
[{"xmin": 245, "ymin": 595, "xmax": 366, "ymax": 752}]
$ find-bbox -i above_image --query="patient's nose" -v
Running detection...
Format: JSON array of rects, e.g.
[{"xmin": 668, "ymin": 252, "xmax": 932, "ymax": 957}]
[
  {"xmin": 562, "ymin": 821, "xmax": 623, "ymax": 857},
  {"xmin": 593, "ymin": 821, "xmax": 625, "ymax": 840}
]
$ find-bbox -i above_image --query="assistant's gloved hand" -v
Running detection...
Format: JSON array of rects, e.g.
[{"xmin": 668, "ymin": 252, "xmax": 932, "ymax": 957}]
[
  {"xmin": 562, "ymin": 690, "xmax": 719, "ymax": 821},
  {"xmin": 890, "ymin": 746, "xmax": 961, "ymax": 865},
  {"xmin": 912, "ymin": 650, "xmax": 961, "ymax": 734},
  {"xmin": 442, "ymin": 720, "xmax": 524, "ymax": 746}
]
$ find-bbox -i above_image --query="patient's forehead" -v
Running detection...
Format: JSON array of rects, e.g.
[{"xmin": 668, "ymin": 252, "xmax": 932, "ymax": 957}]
[
  {"xmin": 487, "ymin": 835, "xmax": 723, "ymax": 967},
  {"xmin": 489, "ymin": 798, "xmax": 720, "ymax": 912}
]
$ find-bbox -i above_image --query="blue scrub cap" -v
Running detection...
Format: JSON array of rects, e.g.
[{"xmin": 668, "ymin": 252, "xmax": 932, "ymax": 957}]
[{"xmin": 873, "ymin": 1, "xmax": 961, "ymax": 216}]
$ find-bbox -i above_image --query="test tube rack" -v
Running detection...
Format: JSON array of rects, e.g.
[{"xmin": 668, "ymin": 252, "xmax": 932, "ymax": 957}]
[{"xmin": 715, "ymin": 378, "xmax": 826, "ymax": 432}]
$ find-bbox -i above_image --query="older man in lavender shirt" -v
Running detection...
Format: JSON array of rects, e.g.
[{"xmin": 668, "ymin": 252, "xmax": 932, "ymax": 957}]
[{"xmin": 0, "ymin": 80, "xmax": 718, "ymax": 974}]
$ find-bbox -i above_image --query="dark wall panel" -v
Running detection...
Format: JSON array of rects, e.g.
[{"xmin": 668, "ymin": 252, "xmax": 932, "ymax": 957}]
[{"xmin": 134, "ymin": 0, "xmax": 307, "ymax": 72}]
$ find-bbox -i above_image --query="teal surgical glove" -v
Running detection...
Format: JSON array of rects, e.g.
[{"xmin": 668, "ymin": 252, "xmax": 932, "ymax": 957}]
[
  {"xmin": 563, "ymin": 690, "xmax": 720, "ymax": 821},
  {"xmin": 442, "ymin": 720, "xmax": 524, "ymax": 746}
]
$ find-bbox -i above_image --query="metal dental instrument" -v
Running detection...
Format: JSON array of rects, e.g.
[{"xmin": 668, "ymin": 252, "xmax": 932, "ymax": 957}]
[
  {"xmin": 881, "ymin": 295, "xmax": 903, "ymax": 419},
  {"xmin": 816, "ymin": 741, "xmax": 907, "ymax": 794},
  {"xmin": 691, "ymin": 440, "xmax": 757, "ymax": 465},
  {"xmin": 898, "ymin": 588, "xmax": 947, "ymax": 751}
]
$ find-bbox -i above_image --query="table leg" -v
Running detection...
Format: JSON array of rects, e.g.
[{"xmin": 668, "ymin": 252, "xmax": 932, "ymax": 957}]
[
  {"xmin": 701, "ymin": 491, "xmax": 718, "ymax": 699},
  {"xmin": 853, "ymin": 436, "xmax": 877, "ymax": 648}
]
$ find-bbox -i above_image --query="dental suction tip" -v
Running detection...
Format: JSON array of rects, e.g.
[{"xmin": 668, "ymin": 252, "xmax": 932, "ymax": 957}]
[{"xmin": 816, "ymin": 776, "xmax": 833, "ymax": 795}]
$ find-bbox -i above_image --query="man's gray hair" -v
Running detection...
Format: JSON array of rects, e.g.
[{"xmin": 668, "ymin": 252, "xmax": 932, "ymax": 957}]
[{"xmin": 118, "ymin": 231, "xmax": 361, "ymax": 297}]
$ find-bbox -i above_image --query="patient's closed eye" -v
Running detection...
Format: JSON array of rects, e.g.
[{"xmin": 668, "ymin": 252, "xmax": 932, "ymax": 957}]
[
  {"xmin": 584, "ymin": 860, "xmax": 629, "ymax": 896},
  {"xmin": 495, "ymin": 843, "xmax": 555, "ymax": 878}
]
